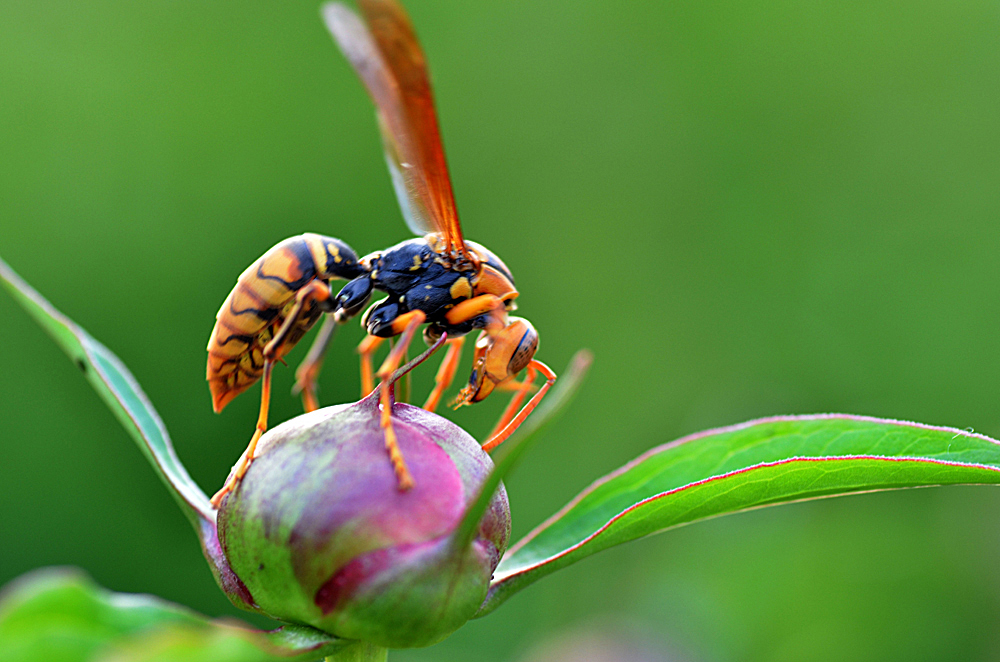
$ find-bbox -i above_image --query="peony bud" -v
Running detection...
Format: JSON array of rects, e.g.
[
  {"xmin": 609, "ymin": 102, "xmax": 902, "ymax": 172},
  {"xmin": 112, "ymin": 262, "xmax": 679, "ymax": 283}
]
[{"xmin": 217, "ymin": 390, "xmax": 510, "ymax": 648}]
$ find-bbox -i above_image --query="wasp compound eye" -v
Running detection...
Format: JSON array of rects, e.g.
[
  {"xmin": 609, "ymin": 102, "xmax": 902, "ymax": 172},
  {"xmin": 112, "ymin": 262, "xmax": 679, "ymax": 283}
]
[
  {"xmin": 216, "ymin": 396, "xmax": 510, "ymax": 649},
  {"xmin": 504, "ymin": 318, "xmax": 539, "ymax": 376}
]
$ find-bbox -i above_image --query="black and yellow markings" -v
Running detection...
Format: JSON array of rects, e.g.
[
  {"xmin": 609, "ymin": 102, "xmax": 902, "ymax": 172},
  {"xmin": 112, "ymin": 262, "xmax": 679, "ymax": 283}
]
[
  {"xmin": 257, "ymin": 237, "xmax": 317, "ymax": 291},
  {"xmin": 207, "ymin": 235, "xmax": 326, "ymax": 413},
  {"xmin": 449, "ymin": 276, "xmax": 472, "ymax": 300}
]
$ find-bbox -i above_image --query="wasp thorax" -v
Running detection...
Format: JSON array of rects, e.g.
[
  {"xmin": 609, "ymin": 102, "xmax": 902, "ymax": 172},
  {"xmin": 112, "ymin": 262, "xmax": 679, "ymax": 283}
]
[{"xmin": 217, "ymin": 393, "xmax": 510, "ymax": 648}]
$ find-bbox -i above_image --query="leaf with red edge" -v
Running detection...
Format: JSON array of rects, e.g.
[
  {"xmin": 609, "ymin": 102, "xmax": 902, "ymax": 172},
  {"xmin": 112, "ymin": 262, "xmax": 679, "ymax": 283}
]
[{"xmin": 478, "ymin": 415, "xmax": 1000, "ymax": 616}]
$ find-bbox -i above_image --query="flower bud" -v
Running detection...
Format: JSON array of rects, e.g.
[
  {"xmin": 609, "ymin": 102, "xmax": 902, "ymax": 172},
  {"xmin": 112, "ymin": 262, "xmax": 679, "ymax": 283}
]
[{"xmin": 217, "ymin": 392, "xmax": 510, "ymax": 648}]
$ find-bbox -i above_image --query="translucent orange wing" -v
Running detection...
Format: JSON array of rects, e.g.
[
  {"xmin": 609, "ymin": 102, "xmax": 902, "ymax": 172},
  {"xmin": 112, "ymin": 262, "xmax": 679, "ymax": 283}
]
[{"xmin": 323, "ymin": 0, "xmax": 466, "ymax": 254}]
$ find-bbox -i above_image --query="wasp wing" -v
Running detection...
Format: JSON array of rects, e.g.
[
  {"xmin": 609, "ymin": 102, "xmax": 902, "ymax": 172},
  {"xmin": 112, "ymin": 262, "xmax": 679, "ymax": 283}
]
[
  {"xmin": 323, "ymin": 0, "xmax": 466, "ymax": 252},
  {"xmin": 377, "ymin": 112, "xmax": 434, "ymax": 236}
]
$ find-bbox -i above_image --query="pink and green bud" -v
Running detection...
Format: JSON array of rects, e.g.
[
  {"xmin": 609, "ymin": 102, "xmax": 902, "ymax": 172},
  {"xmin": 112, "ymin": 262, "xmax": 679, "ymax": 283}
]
[{"xmin": 217, "ymin": 391, "xmax": 510, "ymax": 648}]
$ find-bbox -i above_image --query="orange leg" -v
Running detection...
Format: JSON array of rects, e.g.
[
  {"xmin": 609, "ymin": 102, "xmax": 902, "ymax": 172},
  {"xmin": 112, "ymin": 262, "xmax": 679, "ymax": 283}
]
[
  {"xmin": 487, "ymin": 363, "xmax": 538, "ymax": 439},
  {"xmin": 481, "ymin": 360, "xmax": 556, "ymax": 453},
  {"xmin": 269, "ymin": 280, "xmax": 331, "ymax": 350},
  {"xmin": 211, "ymin": 360, "xmax": 273, "ymax": 507},
  {"xmin": 423, "ymin": 337, "xmax": 465, "ymax": 412},
  {"xmin": 445, "ymin": 294, "xmax": 506, "ymax": 332},
  {"xmin": 386, "ymin": 330, "xmax": 448, "ymax": 386},
  {"xmin": 210, "ymin": 280, "xmax": 331, "ymax": 508},
  {"xmin": 357, "ymin": 335, "xmax": 384, "ymax": 397},
  {"xmin": 294, "ymin": 314, "xmax": 339, "ymax": 412},
  {"xmin": 374, "ymin": 310, "xmax": 427, "ymax": 491},
  {"xmin": 495, "ymin": 379, "xmax": 539, "ymax": 394}
]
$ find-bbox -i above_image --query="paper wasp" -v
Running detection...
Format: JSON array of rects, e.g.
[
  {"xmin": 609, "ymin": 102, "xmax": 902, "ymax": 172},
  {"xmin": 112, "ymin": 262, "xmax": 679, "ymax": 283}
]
[{"xmin": 206, "ymin": 0, "xmax": 556, "ymax": 507}]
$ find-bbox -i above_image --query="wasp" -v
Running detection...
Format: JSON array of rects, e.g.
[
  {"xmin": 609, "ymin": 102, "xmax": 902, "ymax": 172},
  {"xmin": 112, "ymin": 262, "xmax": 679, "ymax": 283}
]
[{"xmin": 206, "ymin": 0, "xmax": 556, "ymax": 507}]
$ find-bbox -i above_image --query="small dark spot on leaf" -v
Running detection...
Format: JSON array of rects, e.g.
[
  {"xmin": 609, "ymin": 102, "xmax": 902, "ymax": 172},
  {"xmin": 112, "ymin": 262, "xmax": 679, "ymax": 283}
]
[
  {"xmin": 75, "ymin": 359, "xmax": 87, "ymax": 373},
  {"xmin": 258, "ymin": 563, "xmax": 265, "ymax": 571}
]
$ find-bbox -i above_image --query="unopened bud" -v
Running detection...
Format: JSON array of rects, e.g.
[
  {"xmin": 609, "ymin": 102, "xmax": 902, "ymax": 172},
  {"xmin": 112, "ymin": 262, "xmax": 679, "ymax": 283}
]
[{"xmin": 217, "ymin": 392, "xmax": 510, "ymax": 648}]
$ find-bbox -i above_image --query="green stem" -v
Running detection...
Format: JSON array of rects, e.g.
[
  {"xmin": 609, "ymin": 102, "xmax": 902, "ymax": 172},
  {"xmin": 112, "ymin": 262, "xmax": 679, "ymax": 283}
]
[{"xmin": 325, "ymin": 641, "xmax": 388, "ymax": 662}]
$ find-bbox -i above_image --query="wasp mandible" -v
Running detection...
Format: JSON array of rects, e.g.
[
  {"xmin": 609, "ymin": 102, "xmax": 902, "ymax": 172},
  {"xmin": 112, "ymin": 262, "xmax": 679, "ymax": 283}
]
[{"xmin": 207, "ymin": 0, "xmax": 556, "ymax": 507}]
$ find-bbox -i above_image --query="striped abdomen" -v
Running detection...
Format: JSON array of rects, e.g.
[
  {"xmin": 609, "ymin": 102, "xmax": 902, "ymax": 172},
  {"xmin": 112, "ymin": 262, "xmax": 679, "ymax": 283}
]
[{"xmin": 207, "ymin": 234, "xmax": 362, "ymax": 412}]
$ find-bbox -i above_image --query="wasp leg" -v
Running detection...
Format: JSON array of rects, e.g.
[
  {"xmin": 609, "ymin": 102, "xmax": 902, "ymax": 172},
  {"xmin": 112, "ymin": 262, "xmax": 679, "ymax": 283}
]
[
  {"xmin": 423, "ymin": 337, "xmax": 465, "ymax": 412},
  {"xmin": 481, "ymin": 360, "xmax": 557, "ymax": 453},
  {"xmin": 210, "ymin": 280, "xmax": 332, "ymax": 508},
  {"xmin": 357, "ymin": 335, "xmax": 385, "ymax": 396},
  {"xmin": 486, "ymin": 363, "xmax": 538, "ymax": 439},
  {"xmin": 388, "ymin": 331, "xmax": 448, "ymax": 385},
  {"xmin": 293, "ymin": 314, "xmax": 339, "ymax": 412},
  {"xmin": 210, "ymin": 360, "xmax": 274, "ymax": 507},
  {"xmin": 495, "ymin": 378, "xmax": 539, "ymax": 394},
  {"xmin": 267, "ymin": 280, "xmax": 333, "ymax": 352},
  {"xmin": 373, "ymin": 310, "xmax": 427, "ymax": 491},
  {"xmin": 432, "ymin": 293, "xmax": 510, "ymax": 411},
  {"xmin": 303, "ymin": 274, "xmax": 373, "ymax": 404},
  {"xmin": 445, "ymin": 294, "xmax": 506, "ymax": 332}
]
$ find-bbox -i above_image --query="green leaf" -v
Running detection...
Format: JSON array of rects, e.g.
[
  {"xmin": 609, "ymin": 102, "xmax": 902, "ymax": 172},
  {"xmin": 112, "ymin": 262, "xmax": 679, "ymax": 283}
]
[
  {"xmin": 0, "ymin": 257, "xmax": 213, "ymax": 524},
  {"xmin": 0, "ymin": 568, "xmax": 353, "ymax": 662},
  {"xmin": 0, "ymin": 259, "xmax": 260, "ymax": 612},
  {"xmin": 0, "ymin": 258, "xmax": 331, "ymax": 636},
  {"xmin": 478, "ymin": 414, "xmax": 1000, "ymax": 616}
]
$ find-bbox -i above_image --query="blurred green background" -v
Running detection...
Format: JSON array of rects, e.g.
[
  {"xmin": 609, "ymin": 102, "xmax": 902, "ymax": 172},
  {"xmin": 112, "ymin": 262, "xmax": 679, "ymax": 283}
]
[{"xmin": 2, "ymin": 0, "xmax": 1000, "ymax": 660}]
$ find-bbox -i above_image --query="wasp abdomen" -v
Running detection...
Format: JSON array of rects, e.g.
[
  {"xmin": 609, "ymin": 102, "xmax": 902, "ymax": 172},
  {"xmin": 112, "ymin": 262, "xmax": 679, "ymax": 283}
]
[{"xmin": 207, "ymin": 234, "xmax": 361, "ymax": 413}]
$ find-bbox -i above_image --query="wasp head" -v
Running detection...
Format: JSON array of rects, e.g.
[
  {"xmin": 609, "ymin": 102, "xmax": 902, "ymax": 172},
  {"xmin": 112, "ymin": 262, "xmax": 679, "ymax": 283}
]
[{"xmin": 457, "ymin": 317, "xmax": 538, "ymax": 405}]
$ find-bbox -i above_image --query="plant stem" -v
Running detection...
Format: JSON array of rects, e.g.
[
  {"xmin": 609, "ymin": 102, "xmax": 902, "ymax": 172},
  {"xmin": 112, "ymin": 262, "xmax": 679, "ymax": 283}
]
[{"xmin": 325, "ymin": 641, "xmax": 388, "ymax": 662}]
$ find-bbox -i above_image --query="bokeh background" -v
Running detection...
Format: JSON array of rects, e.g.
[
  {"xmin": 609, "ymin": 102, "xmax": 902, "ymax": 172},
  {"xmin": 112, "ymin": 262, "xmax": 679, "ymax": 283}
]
[{"xmin": 2, "ymin": 1, "xmax": 1000, "ymax": 660}]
